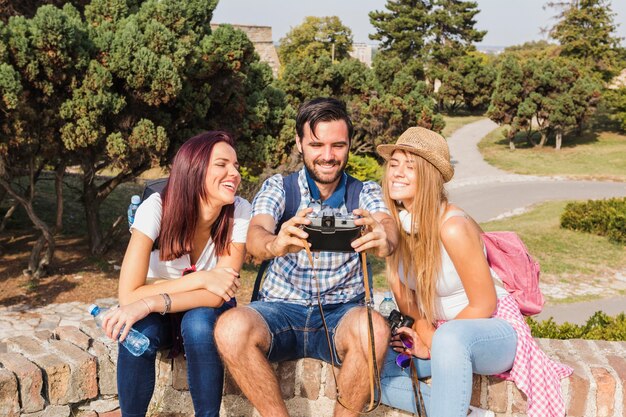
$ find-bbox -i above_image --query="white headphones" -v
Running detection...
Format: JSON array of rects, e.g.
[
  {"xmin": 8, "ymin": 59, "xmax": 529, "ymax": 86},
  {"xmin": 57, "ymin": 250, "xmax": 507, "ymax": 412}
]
[{"xmin": 399, "ymin": 210, "xmax": 413, "ymax": 233}]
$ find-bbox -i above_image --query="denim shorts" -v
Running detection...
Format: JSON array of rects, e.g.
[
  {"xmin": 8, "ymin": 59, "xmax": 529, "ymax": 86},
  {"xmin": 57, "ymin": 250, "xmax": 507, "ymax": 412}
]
[{"xmin": 246, "ymin": 297, "xmax": 363, "ymax": 366}]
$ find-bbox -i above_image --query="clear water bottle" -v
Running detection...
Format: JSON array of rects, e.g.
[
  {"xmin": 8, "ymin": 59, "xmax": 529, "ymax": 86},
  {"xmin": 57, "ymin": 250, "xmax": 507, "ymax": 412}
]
[
  {"xmin": 379, "ymin": 291, "xmax": 396, "ymax": 319},
  {"xmin": 127, "ymin": 195, "xmax": 141, "ymax": 228},
  {"xmin": 88, "ymin": 304, "xmax": 149, "ymax": 356}
]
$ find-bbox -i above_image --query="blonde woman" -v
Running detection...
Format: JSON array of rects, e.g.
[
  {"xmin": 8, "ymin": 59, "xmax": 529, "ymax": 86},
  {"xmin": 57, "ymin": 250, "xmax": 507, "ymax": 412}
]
[{"xmin": 376, "ymin": 127, "xmax": 571, "ymax": 417}]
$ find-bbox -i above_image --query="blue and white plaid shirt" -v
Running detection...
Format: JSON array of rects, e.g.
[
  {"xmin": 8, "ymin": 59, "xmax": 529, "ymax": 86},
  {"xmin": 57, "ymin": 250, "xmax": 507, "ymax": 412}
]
[{"xmin": 251, "ymin": 168, "xmax": 390, "ymax": 305}]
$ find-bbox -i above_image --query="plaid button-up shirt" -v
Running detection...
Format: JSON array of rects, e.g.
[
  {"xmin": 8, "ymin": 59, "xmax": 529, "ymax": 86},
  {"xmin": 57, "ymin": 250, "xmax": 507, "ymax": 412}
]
[{"xmin": 251, "ymin": 168, "xmax": 390, "ymax": 305}]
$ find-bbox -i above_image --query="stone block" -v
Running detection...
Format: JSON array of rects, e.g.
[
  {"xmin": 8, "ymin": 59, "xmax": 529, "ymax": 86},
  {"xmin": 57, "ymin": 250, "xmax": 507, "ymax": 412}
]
[
  {"xmin": 171, "ymin": 353, "xmax": 188, "ymax": 391},
  {"xmin": 48, "ymin": 339, "xmax": 98, "ymax": 402},
  {"xmin": 485, "ymin": 376, "xmax": 508, "ymax": 413},
  {"xmin": 591, "ymin": 367, "xmax": 615, "ymax": 417},
  {"xmin": 277, "ymin": 360, "xmax": 296, "ymax": 399},
  {"xmin": 511, "ymin": 382, "xmax": 528, "ymax": 414},
  {"xmin": 34, "ymin": 330, "xmax": 53, "ymax": 341},
  {"xmin": 89, "ymin": 340, "xmax": 117, "ymax": 396},
  {"xmin": 5, "ymin": 336, "xmax": 72, "ymax": 405},
  {"xmin": 606, "ymin": 354, "xmax": 626, "ymax": 415},
  {"xmin": 556, "ymin": 352, "xmax": 589, "ymax": 417},
  {"xmin": 74, "ymin": 411, "xmax": 97, "ymax": 417},
  {"xmin": 301, "ymin": 359, "xmax": 321, "ymax": 400},
  {"xmin": 41, "ymin": 405, "xmax": 71, "ymax": 417},
  {"xmin": 469, "ymin": 374, "xmax": 482, "ymax": 407},
  {"xmin": 99, "ymin": 411, "xmax": 121, "ymax": 417},
  {"xmin": 0, "ymin": 352, "xmax": 45, "ymax": 412},
  {"xmin": 80, "ymin": 398, "xmax": 119, "ymax": 413},
  {"xmin": 323, "ymin": 364, "xmax": 339, "ymax": 400},
  {"xmin": 0, "ymin": 368, "xmax": 19, "ymax": 417},
  {"xmin": 54, "ymin": 326, "xmax": 91, "ymax": 351}
]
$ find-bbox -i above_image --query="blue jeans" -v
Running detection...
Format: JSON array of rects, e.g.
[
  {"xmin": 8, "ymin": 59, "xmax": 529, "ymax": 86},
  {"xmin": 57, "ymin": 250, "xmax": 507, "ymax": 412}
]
[
  {"xmin": 380, "ymin": 318, "xmax": 517, "ymax": 417},
  {"xmin": 246, "ymin": 298, "xmax": 362, "ymax": 365},
  {"xmin": 117, "ymin": 305, "xmax": 231, "ymax": 417}
]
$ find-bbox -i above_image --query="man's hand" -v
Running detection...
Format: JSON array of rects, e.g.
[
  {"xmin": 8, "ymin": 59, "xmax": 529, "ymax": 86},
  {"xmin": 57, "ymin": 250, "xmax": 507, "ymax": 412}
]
[
  {"xmin": 351, "ymin": 209, "xmax": 393, "ymax": 257},
  {"xmin": 266, "ymin": 207, "xmax": 313, "ymax": 257}
]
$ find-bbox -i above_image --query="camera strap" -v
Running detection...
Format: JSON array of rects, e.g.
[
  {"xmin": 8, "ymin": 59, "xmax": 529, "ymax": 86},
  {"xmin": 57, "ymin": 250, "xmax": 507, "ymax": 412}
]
[
  {"xmin": 410, "ymin": 360, "xmax": 427, "ymax": 417},
  {"xmin": 302, "ymin": 241, "xmax": 381, "ymax": 414}
]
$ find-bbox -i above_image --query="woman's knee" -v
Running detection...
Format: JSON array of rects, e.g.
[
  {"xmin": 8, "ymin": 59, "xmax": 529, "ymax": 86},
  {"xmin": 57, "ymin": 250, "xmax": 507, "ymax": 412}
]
[
  {"xmin": 431, "ymin": 322, "xmax": 470, "ymax": 359},
  {"xmin": 181, "ymin": 307, "xmax": 219, "ymax": 343}
]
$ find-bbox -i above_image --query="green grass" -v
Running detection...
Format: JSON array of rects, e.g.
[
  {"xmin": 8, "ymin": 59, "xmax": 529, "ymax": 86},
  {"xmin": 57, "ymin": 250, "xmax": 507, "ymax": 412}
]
[
  {"xmin": 481, "ymin": 200, "xmax": 626, "ymax": 276},
  {"xmin": 478, "ymin": 126, "xmax": 626, "ymax": 180},
  {"xmin": 441, "ymin": 114, "xmax": 487, "ymax": 138}
]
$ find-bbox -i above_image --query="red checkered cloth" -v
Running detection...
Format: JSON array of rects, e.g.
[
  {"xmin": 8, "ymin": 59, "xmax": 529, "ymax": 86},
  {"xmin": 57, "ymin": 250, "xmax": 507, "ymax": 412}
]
[{"xmin": 492, "ymin": 295, "xmax": 573, "ymax": 417}]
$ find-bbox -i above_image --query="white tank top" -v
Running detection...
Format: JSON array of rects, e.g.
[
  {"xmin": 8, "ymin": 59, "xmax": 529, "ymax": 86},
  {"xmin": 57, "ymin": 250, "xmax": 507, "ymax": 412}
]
[{"xmin": 398, "ymin": 210, "xmax": 508, "ymax": 320}]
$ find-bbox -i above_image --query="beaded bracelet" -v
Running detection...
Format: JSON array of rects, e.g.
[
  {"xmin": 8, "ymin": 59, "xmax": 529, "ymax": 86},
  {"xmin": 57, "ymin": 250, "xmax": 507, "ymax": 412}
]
[{"xmin": 159, "ymin": 293, "xmax": 171, "ymax": 315}]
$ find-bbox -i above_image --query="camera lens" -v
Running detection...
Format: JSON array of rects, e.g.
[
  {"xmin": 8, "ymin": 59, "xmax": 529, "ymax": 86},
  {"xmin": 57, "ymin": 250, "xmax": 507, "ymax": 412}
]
[{"xmin": 323, "ymin": 219, "xmax": 332, "ymax": 228}]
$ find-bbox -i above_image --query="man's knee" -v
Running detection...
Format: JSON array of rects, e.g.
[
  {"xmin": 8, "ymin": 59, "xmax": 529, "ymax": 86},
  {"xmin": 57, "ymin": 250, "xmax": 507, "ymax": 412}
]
[
  {"xmin": 338, "ymin": 308, "xmax": 390, "ymax": 354},
  {"xmin": 214, "ymin": 307, "xmax": 269, "ymax": 356}
]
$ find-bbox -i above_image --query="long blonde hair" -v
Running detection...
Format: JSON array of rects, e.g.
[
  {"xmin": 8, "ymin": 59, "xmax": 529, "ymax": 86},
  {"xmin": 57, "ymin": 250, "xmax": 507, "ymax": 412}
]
[{"xmin": 382, "ymin": 151, "xmax": 448, "ymax": 324}]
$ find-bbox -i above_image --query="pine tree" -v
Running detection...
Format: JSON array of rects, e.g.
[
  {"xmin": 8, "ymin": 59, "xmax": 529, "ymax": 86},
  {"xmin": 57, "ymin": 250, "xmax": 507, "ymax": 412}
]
[
  {"xmin": 548, "ymin": 0, "xmax": 622, "ymax": 79},
  {"xmin": 369, "ymin": 0, "xmax": 432, "ymax": 62},
  {"xmin": 428, "ymin": 0, "xmax": 485, "ymax": 75}
]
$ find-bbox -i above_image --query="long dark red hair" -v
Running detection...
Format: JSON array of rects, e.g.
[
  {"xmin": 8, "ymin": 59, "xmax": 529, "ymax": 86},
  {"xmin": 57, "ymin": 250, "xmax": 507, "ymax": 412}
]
[{"xmin": 159, "ymin": 131, "xmax": 236, "ymax": 261}]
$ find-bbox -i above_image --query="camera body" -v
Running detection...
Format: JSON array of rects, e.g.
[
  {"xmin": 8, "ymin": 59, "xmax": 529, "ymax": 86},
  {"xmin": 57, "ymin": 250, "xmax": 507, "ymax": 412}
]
[
  {"xmin": 387, "ymin": 309, "xmax": 415, "ymax": 334},
  {"xmin": 303, "ymin": 206, "xmax": 362, "ymax": 252}
]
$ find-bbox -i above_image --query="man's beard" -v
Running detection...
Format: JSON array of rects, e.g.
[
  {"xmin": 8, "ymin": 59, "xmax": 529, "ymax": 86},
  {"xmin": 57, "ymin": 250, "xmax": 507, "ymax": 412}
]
[{"xmin": 304, "ymin": 156, "xmax": 348, "ymax": 185}]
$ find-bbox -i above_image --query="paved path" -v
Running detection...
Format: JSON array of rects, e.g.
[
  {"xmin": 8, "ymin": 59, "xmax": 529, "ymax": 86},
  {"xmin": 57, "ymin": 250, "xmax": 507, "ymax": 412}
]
[
  {"xmin": 445, "ymin": 119, "xmax": 626, "ymax": 222},
  {"xmin": 444, "ymin": 119, "xmax": 626, "ymax": 323}
]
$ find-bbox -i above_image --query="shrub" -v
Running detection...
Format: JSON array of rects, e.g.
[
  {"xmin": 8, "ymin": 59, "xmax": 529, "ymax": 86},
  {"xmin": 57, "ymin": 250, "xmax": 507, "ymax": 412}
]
[
  {"xmin": 560, "ymin": 197, "xmax": 626, "ymax": 244},
  {"xmin": 527, "ymin": 311, "xmax": 626, "ymax": 341},
  {"xmin": 346, "ymin": 153, "xmax": 383, "ymax": 182}
]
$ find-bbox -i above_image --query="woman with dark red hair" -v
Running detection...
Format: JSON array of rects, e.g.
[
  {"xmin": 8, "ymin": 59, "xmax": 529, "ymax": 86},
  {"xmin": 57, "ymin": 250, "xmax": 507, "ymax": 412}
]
[{"xmin": 101, "ymin": 131, "xmax": 250, "ymax": 417}]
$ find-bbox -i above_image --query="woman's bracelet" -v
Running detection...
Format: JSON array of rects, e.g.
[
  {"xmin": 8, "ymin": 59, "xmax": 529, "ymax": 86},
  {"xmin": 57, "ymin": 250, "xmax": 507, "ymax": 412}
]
[
  {"xmin": 159, "ymin": 293, "xmax": 171, "ymax": 315},
  {"xmin": 140, "ymin": 298, "xmax": 151, "ymax": 314}
]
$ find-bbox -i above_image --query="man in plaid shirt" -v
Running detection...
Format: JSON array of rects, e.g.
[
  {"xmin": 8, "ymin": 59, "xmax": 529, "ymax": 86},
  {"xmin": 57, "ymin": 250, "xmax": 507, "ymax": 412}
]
[{"xmin": 215, "ymin": 98, "xmax": 399, "ymax": 417}]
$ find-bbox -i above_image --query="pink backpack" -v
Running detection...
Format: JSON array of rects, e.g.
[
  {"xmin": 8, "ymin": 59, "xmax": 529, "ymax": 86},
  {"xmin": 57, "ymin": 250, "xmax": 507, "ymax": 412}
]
[{"xmin": 482, "ymin": 232, "xmax": 544, "ymax": 316}]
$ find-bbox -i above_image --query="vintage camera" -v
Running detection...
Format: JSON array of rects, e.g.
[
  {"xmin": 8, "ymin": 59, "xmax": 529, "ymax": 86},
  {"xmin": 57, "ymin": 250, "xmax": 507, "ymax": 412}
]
[
  {"xmin": 303, "ymin": 205, "xmax": 362, "ymax": 252},
  {"xmin": 387, "ymin": 309, "xmax": 415, "ymax": 334}
]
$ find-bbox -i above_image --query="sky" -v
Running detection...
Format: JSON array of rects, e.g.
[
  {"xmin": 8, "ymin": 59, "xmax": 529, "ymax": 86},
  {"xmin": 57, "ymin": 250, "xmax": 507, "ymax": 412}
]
[{"xmin": 212, "ymin": 0, "xmax": 626, "ymax": 47}]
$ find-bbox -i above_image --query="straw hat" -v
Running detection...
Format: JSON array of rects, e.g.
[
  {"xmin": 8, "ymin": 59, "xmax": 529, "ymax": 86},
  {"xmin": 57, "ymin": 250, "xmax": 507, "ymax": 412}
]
[{"xmin": 376, "ymin": 127, "xmax": 454, "ymax": 182}]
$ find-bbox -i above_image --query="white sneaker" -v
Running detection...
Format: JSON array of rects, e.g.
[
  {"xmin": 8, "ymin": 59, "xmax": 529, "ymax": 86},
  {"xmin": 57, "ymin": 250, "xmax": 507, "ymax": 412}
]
[{"xmin": 467, "ymin": 405, "xmax": 495, "ymax": 417}]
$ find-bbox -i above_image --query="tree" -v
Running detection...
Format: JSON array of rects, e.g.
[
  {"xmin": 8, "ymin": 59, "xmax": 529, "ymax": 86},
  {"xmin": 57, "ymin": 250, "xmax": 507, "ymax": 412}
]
[
  {"xmin": 1, "ymin": 4, "xmax": 92, "ymax": 277},
  {"xmin": 370, "ymin": 0, "xmax": 484, "ymax": 81},
  {"xmin": 277, "ymin": 16, "xmax": 353, "ymax": 65},
  {"xmin": 605, "ymin": 87, "xmax": 626, "ymax": 132},
  {"xmin": 487, "ymin": 55, "xmax": 525, "ymax": 150},
  {"xmin": 436, "ymin": 52, "xmax": 496, "ymax": 111},
  {"xmin": 428, "ymin": 0, "xmax": 485, "ymax": 79},
  {"xmin": 2, "ymin": 0, "xmax": 288, "ymax": 270},
  {"xmin": 548, "ymin": 0, "xmax": 622, "ymax": 79},
  {"xmin": 369, "ymin": 0, "xmax": 432, "ymax": 63},
  {"xmin": 488, "ymin": 56, "xmax": 601, "ymax": 150}
]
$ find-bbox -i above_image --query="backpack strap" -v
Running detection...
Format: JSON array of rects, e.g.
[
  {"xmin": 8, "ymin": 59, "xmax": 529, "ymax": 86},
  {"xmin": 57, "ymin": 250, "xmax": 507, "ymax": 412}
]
[
  {"xmin": 344, "ymin": 174, "xmax": 364, "ymax": 213},
  {"xmin": 251, "ymin": 172, "xmax": 302, "ymax": 302}
]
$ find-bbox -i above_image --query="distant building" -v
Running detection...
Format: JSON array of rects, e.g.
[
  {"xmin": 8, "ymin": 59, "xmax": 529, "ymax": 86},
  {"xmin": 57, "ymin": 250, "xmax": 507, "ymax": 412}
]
[
  {"xmin": 211, "ymin": 23, "xmax": 281, "ymax": 77},
  {"xmin": 349, "ymin": 43, "xmax": 373, "ymax": 67}
]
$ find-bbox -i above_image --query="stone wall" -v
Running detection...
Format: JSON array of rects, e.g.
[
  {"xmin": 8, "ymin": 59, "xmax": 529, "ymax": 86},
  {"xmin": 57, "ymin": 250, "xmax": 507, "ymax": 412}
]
[{"xmin": 0, "ymin": 320, "xmax": 624, "ymax": 416}]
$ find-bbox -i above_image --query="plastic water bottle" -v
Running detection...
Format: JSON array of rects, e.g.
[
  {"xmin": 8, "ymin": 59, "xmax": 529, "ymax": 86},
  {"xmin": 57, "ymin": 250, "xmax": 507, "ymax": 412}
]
[
  {"xmin": 88, "ymin": 304, "xmax": 149, "ymax": 356},
  {"xmin": 378, "ymin": 291, "xmax": 396, "ymax": 319},
  {"xmin": 127, "ymin": 195, "xmax": 141, "ymax": 228}
]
